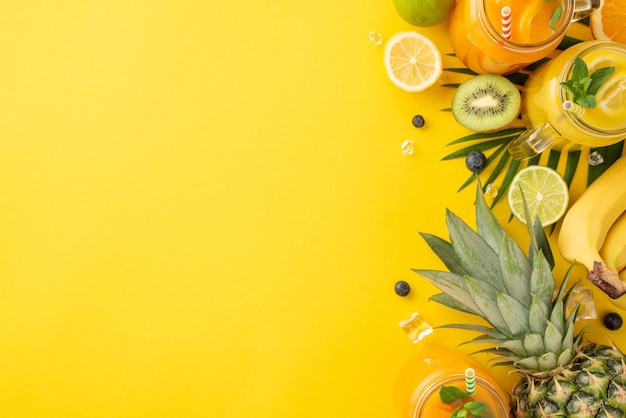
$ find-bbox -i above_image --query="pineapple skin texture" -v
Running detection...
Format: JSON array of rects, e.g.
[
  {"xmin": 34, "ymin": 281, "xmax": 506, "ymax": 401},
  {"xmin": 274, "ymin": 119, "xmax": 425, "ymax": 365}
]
[{"xmin": 511, "ymin": 343, "xmax": 626, "ymax": 417}]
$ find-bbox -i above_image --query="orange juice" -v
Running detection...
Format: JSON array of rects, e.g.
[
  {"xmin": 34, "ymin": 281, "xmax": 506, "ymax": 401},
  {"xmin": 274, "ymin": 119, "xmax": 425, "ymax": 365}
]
[
  {"xmin": 484, "ymin": 0, "xmax": 560, "ymax": 44},
  {"xmin": 394, "ymin": 346, "xmax": 509, "ymax": 418},
  {"xmin": 508, "ymin": 41, "xmax": 626, "ymax": 159},
  {"xmin": 448, "ymin": 0, "xmax": 595, "ymax": 75}
]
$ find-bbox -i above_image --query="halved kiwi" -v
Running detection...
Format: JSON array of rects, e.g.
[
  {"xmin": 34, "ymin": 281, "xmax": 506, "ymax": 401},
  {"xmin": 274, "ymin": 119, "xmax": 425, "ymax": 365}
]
[{"xmin": 451, "ymin": 74, "xmax": 521, "ymax": 132}]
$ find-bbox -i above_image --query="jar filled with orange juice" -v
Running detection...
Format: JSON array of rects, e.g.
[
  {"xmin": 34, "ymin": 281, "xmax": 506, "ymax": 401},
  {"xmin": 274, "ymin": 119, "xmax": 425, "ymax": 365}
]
[
  {"xmin": 448, "ymin": 0, "xmax": 598, "ymax": 75},
  {"xmin": 508, "ymin": 40, "xmax": 626, "ymax": 160},
  {"xmin": 394, "ymin": 346, "xmax": 510, "ymax": 418}
]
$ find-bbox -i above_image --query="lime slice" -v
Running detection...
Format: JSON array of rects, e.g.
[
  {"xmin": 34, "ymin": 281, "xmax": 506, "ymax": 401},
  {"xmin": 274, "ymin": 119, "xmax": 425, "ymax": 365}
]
[
  {"xmin": 508, "ymin": 166, "xmax": 569, "ymax": 226},
  {"xmin": 383, "ymin": 31, "xmax": 442, "ymax": 92}
]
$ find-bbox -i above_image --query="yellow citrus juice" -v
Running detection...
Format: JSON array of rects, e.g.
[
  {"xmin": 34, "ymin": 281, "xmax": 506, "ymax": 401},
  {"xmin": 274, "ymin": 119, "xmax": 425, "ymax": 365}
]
[
  {"xmin": 448, "ymin": 0, "xmax": 568, "ymax": 75},
  {"xmin": 522, "ymin": 41, "xmax": 626, "ymax": 149},
  {"xmin": 394, "ymin": 346, "xmax": 509, "ymax": 418}
]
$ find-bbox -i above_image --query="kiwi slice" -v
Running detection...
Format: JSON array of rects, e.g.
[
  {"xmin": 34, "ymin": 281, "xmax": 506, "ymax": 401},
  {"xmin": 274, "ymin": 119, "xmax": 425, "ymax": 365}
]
[{"xmin": 451, "ymin": 74, "xmax": 521, "ymax": 132}]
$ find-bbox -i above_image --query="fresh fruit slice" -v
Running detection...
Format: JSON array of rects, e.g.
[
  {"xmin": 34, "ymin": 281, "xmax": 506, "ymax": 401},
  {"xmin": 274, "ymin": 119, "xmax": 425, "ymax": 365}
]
[
  {"xmin": 451, "ymin": 74, "xmax": 521, "ymax": 132},
  {"xmin": 479, "ymin": 54, "xmax": 518, "ymax": 75},
  {"xmin": 508, "ymin": 165, "xmax": 569, "ymax": 226},
  {"xmin": 516, "ymin": 0, "xmax": 557, "ymax": 43},
  {"xmin": 383, "ymin": 31, "xmax": 442, "ymax": 92},
  {"xmin": 590, "ymin": 0, "xmax": 626, "ymax": 44},
  {"xmin": 596, "ymin": 73, "xmax": 626, "ymax": 114},
  {"xmin": 393, "ymin": 0, "xmax": 456, "ymax": 27},
  {"xmin": 586, "ymin": 55, "xmax": 615, "ymax": 73}
]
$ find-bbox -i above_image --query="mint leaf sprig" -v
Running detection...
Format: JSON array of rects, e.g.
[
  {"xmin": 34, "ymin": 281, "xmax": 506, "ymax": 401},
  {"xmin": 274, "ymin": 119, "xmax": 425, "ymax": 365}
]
[
  {"xmin": 544, "ymin": 0, "xmax": 562, "ymax": 31},
  {"xmin": 560, "ymin": 57, "xmax": 615, "ymax": 108},
  {"xmin": 452, "ymin": 402, "xmax": 486, "ymax": 418},
  {"xmin": 439, "ymin": 386, "xmax": 487, "ymax": 418},
  {"xmin": 549, "ymin": 4, "xmax": 562, "ymax": 30}
]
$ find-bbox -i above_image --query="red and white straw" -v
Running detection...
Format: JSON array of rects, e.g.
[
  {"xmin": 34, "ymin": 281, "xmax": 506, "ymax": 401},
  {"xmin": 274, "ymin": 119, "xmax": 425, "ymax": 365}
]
[{"xmin": 501, "ymin": 6, "xmax": 512, "ymax": 40}]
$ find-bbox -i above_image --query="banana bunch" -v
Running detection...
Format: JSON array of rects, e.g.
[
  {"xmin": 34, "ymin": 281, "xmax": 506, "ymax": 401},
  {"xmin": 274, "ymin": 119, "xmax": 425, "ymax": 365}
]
[
  {"xmin": 558, "ymin": 154, "xmax": 626, "ymax": 302},
  {"xmin": 602, "ymin": 212, "xmax": 626, "ymax": 309}
]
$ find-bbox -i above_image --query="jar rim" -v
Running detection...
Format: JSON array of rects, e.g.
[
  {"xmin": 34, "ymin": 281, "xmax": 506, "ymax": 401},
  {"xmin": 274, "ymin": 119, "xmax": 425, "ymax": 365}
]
[
  {"xmin": 413, "ymin": 374, "xmax": 509, "ymax": 418},
  {"xmin": 478, "ymin": 0, "xmax": 574, "ymax": 50},
  {"xmin": 558, "ymin": 41, "xmax": 626, "ymax": 135}
]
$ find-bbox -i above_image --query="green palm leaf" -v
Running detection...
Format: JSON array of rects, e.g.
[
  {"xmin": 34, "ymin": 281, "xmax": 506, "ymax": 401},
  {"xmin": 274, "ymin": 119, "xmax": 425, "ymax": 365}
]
[
  {"xmin": 442, "ymin": 32, "xmax": 625, "ymax": 205},
  {"xmin": 588, "ymin": 141, "xmax": 624, "ymax": 186}
]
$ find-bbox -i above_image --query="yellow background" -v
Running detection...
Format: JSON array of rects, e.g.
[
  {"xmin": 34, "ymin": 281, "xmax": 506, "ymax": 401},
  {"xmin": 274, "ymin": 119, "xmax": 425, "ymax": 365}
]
[{"xmin": 0, "ymin": 2, "xmax": 622, "ymax": 417}]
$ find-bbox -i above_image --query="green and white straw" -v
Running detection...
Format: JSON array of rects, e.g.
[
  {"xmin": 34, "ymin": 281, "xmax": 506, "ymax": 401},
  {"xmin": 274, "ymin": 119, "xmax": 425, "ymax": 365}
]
[{"xmin": 465, "ymin": 367, "xmax": 476, "ymax": 394}]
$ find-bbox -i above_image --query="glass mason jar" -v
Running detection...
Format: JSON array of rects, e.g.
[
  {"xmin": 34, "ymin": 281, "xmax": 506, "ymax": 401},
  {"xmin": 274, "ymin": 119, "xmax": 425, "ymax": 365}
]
[
  {"xmin": 508, "ymin": 41, "xmax": 626, "ymax": 160},
  {"xmin": 448, "ymin": 0, "xmax": 599, "ymax": 75},
  {"xmin": 394, "ymin": 346, "xmax": 510, "ymax": 418}
]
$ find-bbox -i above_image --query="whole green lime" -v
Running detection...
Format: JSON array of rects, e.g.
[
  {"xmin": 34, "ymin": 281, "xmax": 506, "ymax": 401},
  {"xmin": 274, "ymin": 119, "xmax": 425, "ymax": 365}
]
[{"xmin": 393, "ymin": 0, "xmax": 456, "ymax": 27}]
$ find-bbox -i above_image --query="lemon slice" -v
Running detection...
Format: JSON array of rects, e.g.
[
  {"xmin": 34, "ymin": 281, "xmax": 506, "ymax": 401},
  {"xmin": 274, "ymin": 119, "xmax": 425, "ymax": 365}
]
[
  {"xmin": 596, "ymin": 74, "xmax": 626, "ymax": 114},
  {"xmin": 508, "ymin": 166, "xmax": 569, "ymax": 226},
  {"xmin": 586, "ymin": 56, "xmax": 614, "ymax": 73},
  {"xmin": 384, "ymin": 31, "xmax": 442, "ymax": 92}
]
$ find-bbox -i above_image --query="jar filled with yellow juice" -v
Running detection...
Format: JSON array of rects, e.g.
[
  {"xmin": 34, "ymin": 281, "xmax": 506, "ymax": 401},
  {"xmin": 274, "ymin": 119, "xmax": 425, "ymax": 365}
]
[
  {"xmin": 448, "ymin": 0, "xmax": 598, "ymax": 75},
  {"xmin": 508, "ymin": 41, "xmax": 626, "ymax": 160},
  {"xmin": 394, "ymin": 346, "xmax": 510, "ymax": 418}
]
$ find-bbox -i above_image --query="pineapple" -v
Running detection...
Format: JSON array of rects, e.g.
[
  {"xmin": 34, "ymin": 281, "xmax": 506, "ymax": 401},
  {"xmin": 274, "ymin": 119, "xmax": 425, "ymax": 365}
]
[{"xmin": 413, "ymin": 182, "xmax": 626, "ymax": 417}]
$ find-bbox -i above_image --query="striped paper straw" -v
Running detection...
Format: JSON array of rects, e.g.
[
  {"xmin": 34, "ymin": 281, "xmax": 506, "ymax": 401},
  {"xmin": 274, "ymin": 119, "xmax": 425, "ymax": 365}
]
[
  {"xmin": 563, "ymin": 100, "xmax": 586, "ymax": 116},
  {"xmin": 501, "ymin": 6, "xmax": 512, "ymax": 40},
  {"xmin": 465, "ymin": 367, "xmax": 476, "ymax": 394}
]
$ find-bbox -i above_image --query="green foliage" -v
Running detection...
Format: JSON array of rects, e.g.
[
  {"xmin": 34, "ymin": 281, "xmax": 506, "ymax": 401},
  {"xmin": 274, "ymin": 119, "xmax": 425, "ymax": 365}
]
[
  {"xmin": 439, "ymin": 386, "xmax": 471, "ymax": 403},
  {"xmin": 442, "ymin": 33, "xmax": 625, "ymax": 210},
  {"xmin": 588, "ymin": 141, "xmax": 625, "ymax": 186},
  {"xmin": 439, "ymin": 387, "xmax": 487, "ymax": 418},
  {"xmin": 560, "ymin": 57, "xmax": 615, "ymax": 108},
  {"xmin": 549, "ymin": 4, "xmax": 562, "ymax": 31}
]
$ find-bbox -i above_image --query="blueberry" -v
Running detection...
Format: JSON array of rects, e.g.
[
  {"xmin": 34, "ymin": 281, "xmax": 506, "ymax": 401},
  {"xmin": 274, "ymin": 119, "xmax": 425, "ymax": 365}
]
[
  {"xmin": 604, "ymin": 312, "xmax": 623, "ymax": 330},
  {"xmin": 411, "ymin": 115, "xmax": 425, "ymax": 128},
  {"xmin": 394, "ymin": 280, "xmax": 411, "ymax": 297},
  {"xmin": 465, "ymin": 151, "xmax": 487, "ymax": 172}
]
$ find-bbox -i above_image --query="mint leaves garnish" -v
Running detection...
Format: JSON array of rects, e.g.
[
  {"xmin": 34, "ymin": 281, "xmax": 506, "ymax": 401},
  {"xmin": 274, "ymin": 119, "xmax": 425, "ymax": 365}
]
[
  {"xmin": 452, "ymin": 402, "xmax": 486, "ymax": 418},
  {"xmin": 544, "ymin": 0, "xmax": 562, "ymax": 31},
  {"xmin": 560, "ymin": 57, "xmax": 615, "ymax": 109},
  {"xmin": 549, "ymin": 4, "xmax": 562, "ymax": 30},
  {"xmin": 440, "ymin": 386, "xmax": 472, "ymax": 403},
  {"xmin": 439, "ymin": 386, "xmax": 486, "ymax": 418}
]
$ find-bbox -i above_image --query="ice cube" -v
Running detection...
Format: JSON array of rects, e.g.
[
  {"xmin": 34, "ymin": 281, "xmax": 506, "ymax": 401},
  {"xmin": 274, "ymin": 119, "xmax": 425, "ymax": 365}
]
[
  {"xmin": 401, "ymin": 140, "xmax": 414, "ymax": 155},
  {"xmin": 566, "ymin": 285, "xmax": 597, "ymax": 320},
  {"xmin": 399, "ymin": 312, "xmax": 433, "ymax": 343}
]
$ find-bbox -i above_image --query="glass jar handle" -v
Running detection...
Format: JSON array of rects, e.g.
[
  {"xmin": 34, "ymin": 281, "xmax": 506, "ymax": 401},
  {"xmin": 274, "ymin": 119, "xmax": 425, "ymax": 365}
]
[
  {"xmin": 507, "ymin": 122, "xmax": 561, "ymax": 160},
  {"xmin": 572, "ymin": 0, "xmax": 600, "ymax": 22}
]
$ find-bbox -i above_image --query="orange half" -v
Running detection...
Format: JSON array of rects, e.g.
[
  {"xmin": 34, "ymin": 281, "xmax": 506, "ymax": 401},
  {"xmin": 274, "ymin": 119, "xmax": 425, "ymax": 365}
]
[{"xmin": 590, "ymin": 0, "xmax": 626, "ymax": 44}]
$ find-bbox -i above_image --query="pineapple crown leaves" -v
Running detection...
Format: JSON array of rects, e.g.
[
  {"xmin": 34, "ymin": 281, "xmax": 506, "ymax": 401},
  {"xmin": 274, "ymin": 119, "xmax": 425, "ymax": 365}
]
[
  {"xmin": 519, "ymin": 186, "xmax": 555, "ymax": 270},
  {"xmin": 413, "ymin": 181, "xmax": 582, "ymax": 376}
]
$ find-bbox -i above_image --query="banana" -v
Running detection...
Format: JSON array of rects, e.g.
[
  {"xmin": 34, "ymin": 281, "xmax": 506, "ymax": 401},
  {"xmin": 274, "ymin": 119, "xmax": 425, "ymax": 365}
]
[
  {"xmin": 600, "ymin": 210, "xmax": 626, "ymax": 271},
  {"xmin": 558, "ymin": 155, "xmax": 626, "ymax": 298}
]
